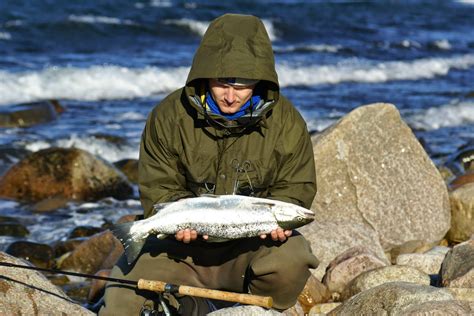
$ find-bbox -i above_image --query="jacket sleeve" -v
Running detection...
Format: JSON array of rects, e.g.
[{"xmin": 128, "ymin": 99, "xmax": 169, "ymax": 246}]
[
  {"xmin": 138, "ymin": 106, "xmax": 194, "ymax": 218},
  {"xmin": 268, "ymin": 104, "xmax": 316, "ymax": 209}
]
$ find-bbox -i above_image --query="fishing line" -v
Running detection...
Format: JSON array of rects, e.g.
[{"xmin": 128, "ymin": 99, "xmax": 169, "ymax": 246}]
[{"xmin": 0, "ymin": 261, "xmax": 136, "ymax": 285}]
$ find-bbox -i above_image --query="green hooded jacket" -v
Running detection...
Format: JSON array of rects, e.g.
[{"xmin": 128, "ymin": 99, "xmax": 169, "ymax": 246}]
[{"xmin": 139, "ymin": 14, "xmax": 316, "ymax": 218}]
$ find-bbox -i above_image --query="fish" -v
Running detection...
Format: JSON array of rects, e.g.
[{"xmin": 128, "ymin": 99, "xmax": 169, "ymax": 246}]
[{"xmin": 112, "ymin": 195, "xmax": 315, "ymax": 264}]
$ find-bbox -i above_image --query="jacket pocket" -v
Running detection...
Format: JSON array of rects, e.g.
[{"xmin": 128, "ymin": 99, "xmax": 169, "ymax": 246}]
[
  {"xmin": 181, "ymin": 151, "xmax": 217, "ymax": 195},
  {"xmin": 233, "ymin": 159, "xmax": 275, "ymax": 197}
]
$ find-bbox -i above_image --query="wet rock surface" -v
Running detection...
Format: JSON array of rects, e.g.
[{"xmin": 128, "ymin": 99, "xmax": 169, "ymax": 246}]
[
  {"xmin": 0, "ymin": 147, "xmax": 134, "ymax": 202},
  {"xmin": 58, "ymin": 230, "xmax": 123, "ymax": 275},
  {"xmin": 114, "ymin": 158, "xmax": 139, "ymax": 184},
  {"xmin": 0, "ymin": 100, "xmax": 61, "ymax": 128},
  {"xmin": 0, "ymin": 222, "xmax": 29, "ymax": 237},
  {"xmin": 5, "ymin": 241, "xmax": 55, "ymax": 269}
]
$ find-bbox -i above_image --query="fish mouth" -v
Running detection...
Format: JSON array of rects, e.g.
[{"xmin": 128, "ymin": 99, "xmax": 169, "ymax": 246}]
[{"xmin": 304, "ymin": 209, "xmax": 315, "ymax": 221}]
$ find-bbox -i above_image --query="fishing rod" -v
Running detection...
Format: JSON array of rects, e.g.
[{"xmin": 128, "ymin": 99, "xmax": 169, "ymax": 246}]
[{"xmin": 0, "ymin": 261, "xmax": 273, "ymax": 308}]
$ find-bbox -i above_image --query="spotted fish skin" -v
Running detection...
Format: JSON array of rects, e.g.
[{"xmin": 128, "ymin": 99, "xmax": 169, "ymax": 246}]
[{"xmin": 112, "ymin": 195, "xmax": 315, "ymax": 264}]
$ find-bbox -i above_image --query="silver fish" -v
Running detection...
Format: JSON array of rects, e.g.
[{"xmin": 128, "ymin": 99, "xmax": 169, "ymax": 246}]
[{"xmin": 112, "ymin": 195, "xmax": 315, "ymax": 264}]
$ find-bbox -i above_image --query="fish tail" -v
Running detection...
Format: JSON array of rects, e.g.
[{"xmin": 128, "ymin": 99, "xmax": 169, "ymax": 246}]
[{"xmin": 112, "ymin": 222, "xmax": 147, "ymax": 265}]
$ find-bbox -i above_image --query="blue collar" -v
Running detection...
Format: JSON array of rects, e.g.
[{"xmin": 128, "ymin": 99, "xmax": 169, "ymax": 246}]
[{"xmin": 206, "ymin": 93, "xmax": 261, "ymax": 120}]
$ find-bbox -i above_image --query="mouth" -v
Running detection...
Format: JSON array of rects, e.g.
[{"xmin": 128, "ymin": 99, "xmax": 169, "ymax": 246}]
[{"xmin": 301, "ymin": 210, "xmax": 315, "ymax": 225}]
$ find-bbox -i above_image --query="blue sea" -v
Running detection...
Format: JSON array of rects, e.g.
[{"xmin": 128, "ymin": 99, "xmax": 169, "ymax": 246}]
[{"xmin": 0, "ymin": 0, "xmax": 473, "ymax": 248}]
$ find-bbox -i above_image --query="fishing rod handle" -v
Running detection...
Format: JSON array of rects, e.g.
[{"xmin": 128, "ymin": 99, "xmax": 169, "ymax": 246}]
[{"xmin": 137, "ymin": 279, "xmax": 273, "ymax": 308}]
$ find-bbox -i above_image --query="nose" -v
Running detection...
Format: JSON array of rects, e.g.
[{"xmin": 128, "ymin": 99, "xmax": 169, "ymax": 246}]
[{"xmin": 224, "ymin": 87, "xmax": 235, "ymax": 104}]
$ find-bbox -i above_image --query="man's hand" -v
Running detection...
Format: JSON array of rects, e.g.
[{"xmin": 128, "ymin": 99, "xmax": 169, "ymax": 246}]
[
  {"xmin": 175, "ymin": 229, "xmax": 209, "ymax": 243},
  {"xmin": 260, "ymin": 228, "xmax": 292, "ymax": 242}
]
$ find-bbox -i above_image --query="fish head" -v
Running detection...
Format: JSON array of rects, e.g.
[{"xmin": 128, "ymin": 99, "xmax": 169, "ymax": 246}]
[{"xmin": 273, "ymin": 205, "xmax": 315, "ymax": 230}]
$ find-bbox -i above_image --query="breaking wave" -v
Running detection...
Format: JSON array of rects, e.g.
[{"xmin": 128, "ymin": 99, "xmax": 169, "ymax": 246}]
[
  {"xmin": 163, "ymin": 18, "xmax": 278, "ymax": 41},
  {"xmin": 277, "ymin": 54, "xmax": 474, "ymax": 87},
  {"xmin": 68, "ymin": 14, "xmax": 137, "ymax": 26},
  {"xmin": 1, "ymin": 54, "xmax": 473, "ymax": 106},
  {"xmin": 0, "ymin": 65, "xmax": 188, "ymax": 106},
  {"xmin": 274, "ymin": 44, "xmax": 342, "ymax": 53},
  {"xmin": 24, "ymin": 134, "xmax": 139, "ymax": 162},
  {"xmin": 407, "ymin": 100, "xmax": 474, "ymax": 130}
]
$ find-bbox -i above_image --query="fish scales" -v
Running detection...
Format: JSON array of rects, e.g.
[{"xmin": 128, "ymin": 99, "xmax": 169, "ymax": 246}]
[
  {"xmin": 113, "ymin": 195, "xmax": 315, "ymax": 264},
  {"xmin": 137, "ymin": 207, "xmax": 278, "ymax": 239}
]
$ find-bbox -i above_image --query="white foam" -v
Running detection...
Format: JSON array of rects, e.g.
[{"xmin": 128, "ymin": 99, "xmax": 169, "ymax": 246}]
[
  {"xmin": 277, "ymin": 54, "xmax": 474, "ymax": 87},
  {"xmin": 456, "ymin": 0, "xmax": 474, "ymax": 3},
  {"xmin": 407, "ymin": 100, "xmax": 474, "ymax": 130},
  {"xmin": 398, "ymin": 39, "xmax": 422, "ymax": 49},
  {"xmin": 24, "ymin": 134, "xmax": 139, "ymax": 162},
  {"xmin": 163, "ymin": 18, "xmax": 209, "ymax": 37},
  {"xmin": 262, "ymin": 19, "xmax": 278, "ymax": 41},
  {"xmin": 163, "ymin": 18, "xmax": 278, "ymax": 41},
  {"xmin": 0, "ymin": 32, "xmax": 11, "ymax": 40},
  {"xmin": 116, "ymin": 111, "xmax": 147, "ymax": 121},
  {"xmin": 274, "ymin": 43, "xmax": 341, "ymax": 53},
  {"xmin": 0, "ymin": 65, "xmax": 188, "ymax": 106},
  {"xmin": 149, "ymin": 0, "xmax": 173, "ymax": 7},
  {"xmin": 432, "ymin": 39, "xmax": 452, "ymax": 50},
  {"xmin": 4, "ymin": 20, "xmax": 23, "ymax": 27},
  {"xmin": 68, "ymin": 14, "xmax": 136, "ymax": 26},
  {"xmin": 1, "ymin": 54, "xmax": 473, "ymax": 106}
]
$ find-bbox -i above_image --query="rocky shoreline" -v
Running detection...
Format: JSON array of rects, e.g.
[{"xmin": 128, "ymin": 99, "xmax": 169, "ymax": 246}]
[{"xmin": 0, "ymin": 102, "xmax": 473, "ymax": 315}]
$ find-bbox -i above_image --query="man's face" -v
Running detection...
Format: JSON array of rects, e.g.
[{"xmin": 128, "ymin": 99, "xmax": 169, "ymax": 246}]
[{"xmin": 208, "ymin": 79, "xmax": 255, "ymax": 114}]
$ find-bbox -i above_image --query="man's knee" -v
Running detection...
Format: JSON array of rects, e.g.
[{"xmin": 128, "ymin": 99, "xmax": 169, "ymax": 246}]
[{"xmin": 247, "ymin": 235, "xmax": 319, "ymax": 309}]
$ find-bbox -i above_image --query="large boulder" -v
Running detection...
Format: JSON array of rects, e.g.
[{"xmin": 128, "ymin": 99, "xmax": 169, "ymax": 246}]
[
  {"xmin": 0, "ymin": 252, "xmax": 93, "ymax": 315},
  {"xmin": 0, "ymin": 147, "xmax": 133, "ymax": 202},
  {"xmin": 311, "ymin": 103, "xmax": 450, "ymax": 252}
]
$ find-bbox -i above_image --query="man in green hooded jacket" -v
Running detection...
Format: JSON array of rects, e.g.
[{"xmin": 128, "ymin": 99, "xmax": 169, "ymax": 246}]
[{"xmin": 100, "ymin": 13, "xmax": 318, "ymax": 315}]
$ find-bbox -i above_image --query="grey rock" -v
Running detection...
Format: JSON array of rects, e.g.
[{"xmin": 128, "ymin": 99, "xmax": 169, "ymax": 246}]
[
  {"xmin": 330, "ymin": 282, "xmax": 453, "ymax": 315},
  {"xmin": 401, "ymin": 300, "xmax": 471, "ymax": 315},
  {"xmin": 342, "ymin": 265, "xmax": 430, "ymax": 300},
  {"xmin": 447, "ymin": 182, "xmax": 474, "ymax": 243},
  {"xmin": 396, "ymin": 246, "xmax": 450, "ymax": 275},
  {"xmin": 0, "ymin": 252, "xmax": 94, "ymax": 315},
  {"xmin": 208, "ymin": 305, "xmax": 282, "ymax": 315},
  {"xmin": 322, "ymin": 246, "xmax": 388, "ymax": 294},
  {"xmin": 441, "ymin": 239, "xmax": 474, "ymax": 287},
  {"xmin": 311, "ymin": 103, "xmax": 450, "ymax": 252}
]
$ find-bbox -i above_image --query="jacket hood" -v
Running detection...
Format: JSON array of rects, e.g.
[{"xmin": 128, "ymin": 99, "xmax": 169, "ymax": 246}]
[{"xmin": 184, "ymin": 14, "xmax": 280, "ymax": 130}]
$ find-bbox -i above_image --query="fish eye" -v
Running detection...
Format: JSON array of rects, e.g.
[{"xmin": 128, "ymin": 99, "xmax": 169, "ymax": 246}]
[{"xmin": 297, "ymin": 216, "xmax": 304, "ymax": 222}]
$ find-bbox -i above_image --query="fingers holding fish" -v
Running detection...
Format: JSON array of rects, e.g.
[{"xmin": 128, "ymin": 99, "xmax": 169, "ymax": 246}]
[
  {"xmin": 175, "ymin": 229, "xmax": 209, "ymax": 243},
  {"xmin": 260, "ymin": 228, "xmax": 292, "ymax": 242}
]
